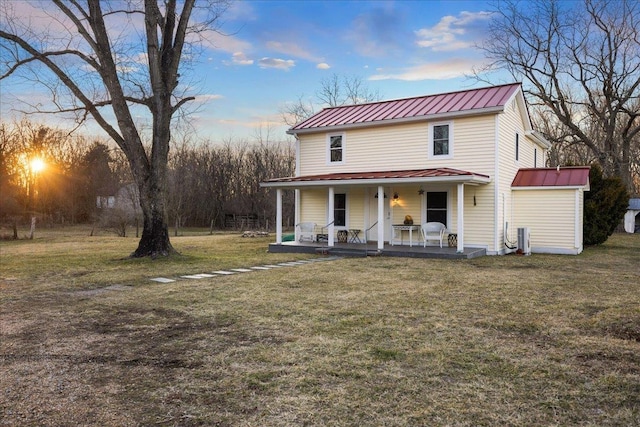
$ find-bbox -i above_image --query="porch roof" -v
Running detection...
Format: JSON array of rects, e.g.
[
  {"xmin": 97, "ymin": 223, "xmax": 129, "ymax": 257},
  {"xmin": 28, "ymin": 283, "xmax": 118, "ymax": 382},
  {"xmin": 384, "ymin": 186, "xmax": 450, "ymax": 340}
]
[
  {"xmin": 261, "ymin": 167, "xmax": 492, "ymax": 188},
  {"xmin": 511, "ymin": 167, "xmax": 590, "ymax": 189}
]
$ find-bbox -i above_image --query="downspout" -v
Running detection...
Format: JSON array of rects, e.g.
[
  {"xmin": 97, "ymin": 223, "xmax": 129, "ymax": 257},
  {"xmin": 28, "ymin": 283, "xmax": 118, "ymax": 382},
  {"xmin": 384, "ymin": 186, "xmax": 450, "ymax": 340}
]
[{"xmin": 493, "ymin": 114, "xmax": 500, "ymax": 254}]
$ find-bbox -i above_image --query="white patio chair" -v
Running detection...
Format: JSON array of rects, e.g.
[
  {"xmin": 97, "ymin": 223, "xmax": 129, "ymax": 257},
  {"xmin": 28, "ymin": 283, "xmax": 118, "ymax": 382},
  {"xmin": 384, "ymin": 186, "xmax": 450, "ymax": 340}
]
[
  {"xmin": 296, "ymin": 222, "xmax": 316, "ymax": 242},
  {"xmin": 421, "ymin": 222, "xmax": 446, "ymax": 248}
]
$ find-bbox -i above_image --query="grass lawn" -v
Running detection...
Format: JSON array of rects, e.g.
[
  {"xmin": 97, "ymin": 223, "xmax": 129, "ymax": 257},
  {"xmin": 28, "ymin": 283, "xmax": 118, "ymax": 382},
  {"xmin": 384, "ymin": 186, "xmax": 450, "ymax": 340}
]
[{"xmin": 1, "ymin": 227, "xmax": 639, "ymax": 426}]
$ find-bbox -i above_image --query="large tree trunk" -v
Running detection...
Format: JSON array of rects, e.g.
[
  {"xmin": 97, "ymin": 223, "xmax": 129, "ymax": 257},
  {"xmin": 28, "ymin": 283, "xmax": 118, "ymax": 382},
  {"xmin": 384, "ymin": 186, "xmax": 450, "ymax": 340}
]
[
  {"xmin": 130, "ymin": 130, "xmax": 176, "ymax": 258},
  {"xmin": 131, "ymin": 181, "xmax": 174, "ymax": 257}
]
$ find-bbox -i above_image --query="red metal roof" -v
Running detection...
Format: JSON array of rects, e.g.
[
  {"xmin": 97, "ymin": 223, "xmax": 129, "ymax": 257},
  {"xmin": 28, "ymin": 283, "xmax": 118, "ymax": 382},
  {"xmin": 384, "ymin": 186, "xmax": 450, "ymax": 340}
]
[
  {"xmin": 511, "ymin": 167, "xmax": 590, "ymax": 187},
  {"xmin": 263, "ymin": 167, "xmax": 491, "ymax": 186},
  {"xmin": 290, "ymin": 83, "xmax": 522, "ymax": 133}
]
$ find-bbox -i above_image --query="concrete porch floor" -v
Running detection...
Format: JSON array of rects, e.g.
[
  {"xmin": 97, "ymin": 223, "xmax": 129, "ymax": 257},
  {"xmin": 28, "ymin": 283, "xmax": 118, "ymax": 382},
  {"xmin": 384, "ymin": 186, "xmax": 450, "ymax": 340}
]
[{"xmin": 268, "ymin": 240, "xmax": 486, "ymax": 259}]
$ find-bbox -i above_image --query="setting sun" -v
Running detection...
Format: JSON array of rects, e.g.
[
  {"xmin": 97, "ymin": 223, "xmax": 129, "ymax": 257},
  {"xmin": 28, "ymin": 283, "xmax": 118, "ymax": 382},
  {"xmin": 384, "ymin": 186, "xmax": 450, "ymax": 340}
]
[{"xmin": 30, "ymin": 157, "xmax": 46, "ymax": 173}]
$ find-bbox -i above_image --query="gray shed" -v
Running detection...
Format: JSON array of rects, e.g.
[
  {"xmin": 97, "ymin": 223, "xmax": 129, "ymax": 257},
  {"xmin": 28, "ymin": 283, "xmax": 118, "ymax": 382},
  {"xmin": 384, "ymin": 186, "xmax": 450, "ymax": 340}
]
[{"xmin": 624, "ymin": 198, "xmax": 640, "ymax": 233}]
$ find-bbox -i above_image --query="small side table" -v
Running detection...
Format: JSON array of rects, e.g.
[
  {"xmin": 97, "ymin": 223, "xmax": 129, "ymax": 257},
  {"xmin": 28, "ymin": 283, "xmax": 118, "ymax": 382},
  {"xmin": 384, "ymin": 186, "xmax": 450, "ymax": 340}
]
[{"xmin": 348, "ymin": 229, "xmax": 362, "ymax": 243}]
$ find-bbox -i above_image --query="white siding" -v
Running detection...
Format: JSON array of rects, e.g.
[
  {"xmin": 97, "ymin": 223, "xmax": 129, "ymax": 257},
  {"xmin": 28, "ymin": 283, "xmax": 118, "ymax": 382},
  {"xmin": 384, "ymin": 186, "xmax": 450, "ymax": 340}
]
[
  {"xmin": 512, "ymin": 189, "xmax": 583, "ymax": 254},
  {"xmin": 299, "ymin": 190, "xmax": 326, "ymax": 226},
  {"xmin": 298, "ymin": 116, "xmax": 497, "ymax": 177}
]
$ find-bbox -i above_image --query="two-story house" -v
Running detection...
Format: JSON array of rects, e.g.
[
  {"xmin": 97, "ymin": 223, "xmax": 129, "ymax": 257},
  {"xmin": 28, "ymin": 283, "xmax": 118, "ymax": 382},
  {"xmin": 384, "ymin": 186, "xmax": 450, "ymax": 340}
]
[{"xmin": 262, "ymin": 83, "xmax": 590, "ymax": 257}]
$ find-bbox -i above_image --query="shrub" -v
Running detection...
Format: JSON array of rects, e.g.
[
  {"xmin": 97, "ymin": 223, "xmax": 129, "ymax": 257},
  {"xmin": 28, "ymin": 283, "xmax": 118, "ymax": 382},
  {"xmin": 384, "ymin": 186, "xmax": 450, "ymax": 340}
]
[{"xmin": 583, "ymin": 164, "xmax": 629, "ymax": 245}]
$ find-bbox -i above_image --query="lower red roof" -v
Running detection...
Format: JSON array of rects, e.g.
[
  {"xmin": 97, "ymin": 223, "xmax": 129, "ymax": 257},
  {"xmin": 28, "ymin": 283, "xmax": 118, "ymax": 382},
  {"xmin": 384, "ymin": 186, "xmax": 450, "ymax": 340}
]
[
  {"xmin": 264, "ymin": 167, "xmax": 490, "ymax": 184},
  {"xmin": 512, "ymin": 167, "xmax": 590, "ymax": 187}
]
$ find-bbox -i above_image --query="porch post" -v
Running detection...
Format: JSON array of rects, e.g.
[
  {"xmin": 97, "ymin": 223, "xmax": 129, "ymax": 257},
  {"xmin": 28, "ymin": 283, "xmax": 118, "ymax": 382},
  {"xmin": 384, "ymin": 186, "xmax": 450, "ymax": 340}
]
[
  {"xmin": 276, "ymin": 189, "xmax": 283, "ymax": 244},
  {"xmin": 457, "ymin": 183, "xmax": 464, "ymax": 253},
  {"xmin": 328, "ymin": 187, "xmax": 335, "ymax": 247},
  {"xmin": 377, "ymin": 185, "xmax": 384, "ymax": 250}
]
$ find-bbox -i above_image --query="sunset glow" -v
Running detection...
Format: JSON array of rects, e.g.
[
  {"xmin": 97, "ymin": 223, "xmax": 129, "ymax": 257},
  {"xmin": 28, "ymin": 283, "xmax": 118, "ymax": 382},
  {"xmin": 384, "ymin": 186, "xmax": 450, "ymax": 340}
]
[{"xmin": 30, "ymin": 157, "xmax": 46, "ymax": 173}]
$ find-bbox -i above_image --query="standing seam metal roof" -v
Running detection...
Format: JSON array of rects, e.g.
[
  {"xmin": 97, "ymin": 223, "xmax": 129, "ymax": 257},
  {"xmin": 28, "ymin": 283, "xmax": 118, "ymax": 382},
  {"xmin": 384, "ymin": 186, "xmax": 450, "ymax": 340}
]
[
  {"xmin": 290, "ymin": 83, "xmax": 522, "ymax": 132},
  {"xmin": 511, "ymin": 167, "xmax": 590, "ymax": 187}
]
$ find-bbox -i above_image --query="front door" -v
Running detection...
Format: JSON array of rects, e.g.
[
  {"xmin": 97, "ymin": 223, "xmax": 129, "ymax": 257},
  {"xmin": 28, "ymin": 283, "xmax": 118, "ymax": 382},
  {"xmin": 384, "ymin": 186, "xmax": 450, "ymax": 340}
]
[{"xmin": 368, "ymin": 188, "xmax": 391, "ymax": 242}]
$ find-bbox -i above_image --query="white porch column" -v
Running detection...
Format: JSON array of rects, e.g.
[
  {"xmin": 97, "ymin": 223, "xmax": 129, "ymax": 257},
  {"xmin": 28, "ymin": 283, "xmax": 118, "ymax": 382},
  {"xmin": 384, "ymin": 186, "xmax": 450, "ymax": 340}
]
[
  {"xmin": 276, "ymin": 189, "xmax": 283, "ymax": 244},
  {"xmin": 328, "ymin": 187, "xmax": 335, "ymax": 247},
  {"xmin": 377, "ymin": 185, "xmax": 384, "ymax": 250},
  {"xmin": 457, "ymin": 183, "xmax": 464, "ymax": 253}
]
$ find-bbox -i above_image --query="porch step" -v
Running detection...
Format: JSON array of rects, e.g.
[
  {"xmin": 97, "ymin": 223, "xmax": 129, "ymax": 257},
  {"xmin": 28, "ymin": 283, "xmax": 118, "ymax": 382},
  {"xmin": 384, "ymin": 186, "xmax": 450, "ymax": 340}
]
[{"xmin": 323, "ymin": 247, "xmax": 382, "ymax": 257}]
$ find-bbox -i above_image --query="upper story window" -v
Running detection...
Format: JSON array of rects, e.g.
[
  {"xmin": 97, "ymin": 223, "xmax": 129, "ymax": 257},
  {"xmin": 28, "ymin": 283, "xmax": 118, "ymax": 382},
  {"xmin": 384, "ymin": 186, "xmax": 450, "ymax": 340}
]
[
  {"xmin": 515, "ymin": 133, "xmax": 520, "ymax": 162},
  {"xmin": 328, "ymin": 134, "xmax": 344, "ymax": 164},
  {"xmin": 429, "ymin": 122, "xmax": 453, "ymax": 159},
  {"xmin": 534, "ymin": 148, "xmax": 537, "ymax": 167}
]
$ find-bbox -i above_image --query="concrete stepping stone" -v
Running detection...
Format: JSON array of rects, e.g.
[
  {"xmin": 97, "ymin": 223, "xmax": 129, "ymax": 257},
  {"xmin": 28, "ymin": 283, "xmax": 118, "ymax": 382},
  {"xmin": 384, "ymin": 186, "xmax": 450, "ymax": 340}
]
[
  {"xmin": 150, "ymin": 257, "xmax": 339, "ymax": 283},
  {"xmin": 150, "ymin": 277, "xmax": 176, "ymax": 283}
]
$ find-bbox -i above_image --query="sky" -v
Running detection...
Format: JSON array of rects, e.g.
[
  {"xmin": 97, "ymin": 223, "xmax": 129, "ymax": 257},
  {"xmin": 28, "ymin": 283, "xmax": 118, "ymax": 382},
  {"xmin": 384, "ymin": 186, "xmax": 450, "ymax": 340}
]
[{"xmin": 0, "ymin": 0, "xmax": 508, "ymax": 144}]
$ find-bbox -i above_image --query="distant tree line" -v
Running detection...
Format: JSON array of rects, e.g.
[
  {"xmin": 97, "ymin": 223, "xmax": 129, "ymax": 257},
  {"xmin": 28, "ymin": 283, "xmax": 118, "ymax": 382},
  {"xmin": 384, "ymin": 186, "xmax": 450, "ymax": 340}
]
[{"xmin": 0, "ymin": 119, "xmax": 294, "ymax": 234}]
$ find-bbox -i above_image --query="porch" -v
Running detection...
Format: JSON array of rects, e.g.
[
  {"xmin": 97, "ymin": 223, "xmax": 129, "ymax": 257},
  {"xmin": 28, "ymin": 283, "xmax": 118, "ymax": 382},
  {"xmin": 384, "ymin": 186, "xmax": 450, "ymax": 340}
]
[{"xmin": 268, "ymin": 240, "xmax": 486, "ymax": 259}]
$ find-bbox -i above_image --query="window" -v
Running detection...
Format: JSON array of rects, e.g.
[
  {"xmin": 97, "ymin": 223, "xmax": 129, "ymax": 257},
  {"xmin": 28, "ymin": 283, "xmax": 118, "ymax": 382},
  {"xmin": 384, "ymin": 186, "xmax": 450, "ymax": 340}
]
[
  {"xmin": 429, "ymin": 122, "xmax": 452, "ymax": 158},
  {"xmin": 334, "ymin": 193, "xmax": 346, "ymax": 227},
  {"xmin": 426, "ymin": 192, "xmax": 447, "ymax": 227},
  {"xmin": 534, "ymin": 148, "xmax": 537, "ymax": 167},
  {"xmin": 328, "ymin": 134, "xmax": 344, "ymax": 163},
  {"xmin": 515, "ymin": 133, "xmax": 519, "ymax": 161}
]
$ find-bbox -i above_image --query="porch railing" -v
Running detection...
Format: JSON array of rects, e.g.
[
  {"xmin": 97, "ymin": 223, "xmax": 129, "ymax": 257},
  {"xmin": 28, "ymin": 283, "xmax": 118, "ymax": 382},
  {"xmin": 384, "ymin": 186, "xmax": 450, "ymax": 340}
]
[
  {"xmin": 316, "ymin": 220, "xmax": 334, "ymax": 242},
  {"xmin": 364, "ymin": 221, "xmax": 378, "ymax": 243}
]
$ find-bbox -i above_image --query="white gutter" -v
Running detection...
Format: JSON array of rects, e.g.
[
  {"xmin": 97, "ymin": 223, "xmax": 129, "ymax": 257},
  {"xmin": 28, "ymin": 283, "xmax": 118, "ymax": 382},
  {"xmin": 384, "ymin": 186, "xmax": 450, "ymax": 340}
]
[
  {"xmin": 261, "ymin": 174, "xmax": 492, "ymax": 189},
  {"xmin": 526, "ymin": 130, "xmax": 552, "ymax": 149},
  {"xmin": 512, "ymin": 185, "xmax": 588, "ymax": 191}
]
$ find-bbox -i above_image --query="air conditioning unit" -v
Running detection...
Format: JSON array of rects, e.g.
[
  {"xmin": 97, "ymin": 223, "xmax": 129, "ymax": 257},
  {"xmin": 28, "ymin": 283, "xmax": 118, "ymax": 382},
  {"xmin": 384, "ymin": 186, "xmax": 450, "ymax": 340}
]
[{"xmin": 517, "ymin": 227, "xmax": 531, "ymax": 255}]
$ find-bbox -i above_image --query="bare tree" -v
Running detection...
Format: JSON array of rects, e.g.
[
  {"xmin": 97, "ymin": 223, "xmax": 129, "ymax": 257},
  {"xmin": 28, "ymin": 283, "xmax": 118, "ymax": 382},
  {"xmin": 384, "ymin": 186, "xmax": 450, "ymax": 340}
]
[
  {"xmin": 0, "ymin": 0, "xmax": 228, "ymax": 257},
  {"xmin": 479, "ymin": 0, "xmax": 640, "ymax": 193},
  {"xmin": 281, "ymin": 73, "xmax": 382, "ymax": 126}
]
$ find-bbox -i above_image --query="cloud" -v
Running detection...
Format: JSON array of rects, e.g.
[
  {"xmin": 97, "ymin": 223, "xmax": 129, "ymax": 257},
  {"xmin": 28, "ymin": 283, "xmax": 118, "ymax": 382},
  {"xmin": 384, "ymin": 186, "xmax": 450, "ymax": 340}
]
[
  {"xmin": 223, "ymin": 52, "xmax": 254, "ymax": 66},
  {"xmin": 346, "ymin": 6, "xmax": 410, "ymax": 57},
  {"xmin": 258, "ymin": 58, "xmax": 295, "ymax": 71},
  {"xmin": 265, "ymin": 41, "xmax": 321, "ymax": 62},
  {"xmin": 202, "ymin": 30, "xmax": 252, "ymax": 54},
  {"xmin": 415, "ymin": 11, "xmax": 492, "ymax": 52},
  {"xmin": 195, "ymin": 94, "xmax": 224, "ymax": 102},
  {"xmin": 369, "ymin": 58, "xmax": 482, "ymax": 81},
  {"xmin": 316, "ymin": 63, "xmax": 331, "ymax": 70}
]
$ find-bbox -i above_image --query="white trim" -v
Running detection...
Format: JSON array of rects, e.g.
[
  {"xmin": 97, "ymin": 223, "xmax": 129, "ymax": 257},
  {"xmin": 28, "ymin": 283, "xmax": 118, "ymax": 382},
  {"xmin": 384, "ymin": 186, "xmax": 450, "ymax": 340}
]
[
  {"xmin": 328, "ymin": 187, "xmax": 335, "ymax": 246},
  {"xmin": 295, "ymin": 137, "xmax": 301, "ymax": 176},
  {"xmin": 261, "ymin": 174, "xmax": 491, "ymax": 189},
  {"xmin": 326, "ymin": 133, "xmax": 345, "ymax": 165},
  {"xmin": 531, "ymin": 246, "xmax": 582, "ymax": 255},
  {"xmin": 425, "ymin": 190, "xmax": 450, "ymax": 229},
  {"xmin": 276, "ymin": 189, "xmax": 282, "ymax": 244},
  {"xmin": 457, "ymin": 183, "xmax": 464, "ymax": 253},
  {"xmin": 364, "ymin": 188, "xmax": 370, "ymax": 241},
  {"xmin": 574, "ymin": 190, "xmax": 581, "ymax": 249},
  {"xmin": 377, "ymin": 186, "xmax": 384, "ymax": 250},
  {"xmin": 333, "ymin": 191, "xmax": 349, "ymax": 230},
  {"xmin": 526, "ymin": 130, "xmax": 552, "ymax": 149},
  {"xmin": 493, "ymin": 114, "xmax": 500, "ymax": 254},
  {"xmin": 294, "ymin": 189, "xmax": 300, "ymax": 227},
  {"xmin": 428, "ymin": 121, "xmax": 454, "ymax": 160},
  {"xmin": 512, "ymin": 186, "xmax": 587, "ymax": 191}
]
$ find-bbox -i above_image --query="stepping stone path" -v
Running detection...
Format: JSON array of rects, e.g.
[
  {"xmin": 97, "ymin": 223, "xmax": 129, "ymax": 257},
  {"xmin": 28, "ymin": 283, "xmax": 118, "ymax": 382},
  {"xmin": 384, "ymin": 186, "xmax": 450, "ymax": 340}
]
[{"xmin": 150, "ymin": 256, "xmax": 339, "ymax": 284}]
